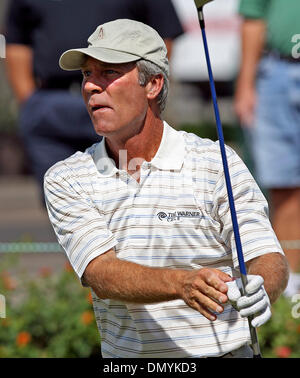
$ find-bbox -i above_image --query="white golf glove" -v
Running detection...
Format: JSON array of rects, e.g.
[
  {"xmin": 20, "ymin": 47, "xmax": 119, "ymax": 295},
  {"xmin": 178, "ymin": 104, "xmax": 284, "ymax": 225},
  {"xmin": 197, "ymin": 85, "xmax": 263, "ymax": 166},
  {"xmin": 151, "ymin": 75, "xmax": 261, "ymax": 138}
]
[{"xmin": 226, "ymin": 275, "xmax": 271, "ymax": 328}]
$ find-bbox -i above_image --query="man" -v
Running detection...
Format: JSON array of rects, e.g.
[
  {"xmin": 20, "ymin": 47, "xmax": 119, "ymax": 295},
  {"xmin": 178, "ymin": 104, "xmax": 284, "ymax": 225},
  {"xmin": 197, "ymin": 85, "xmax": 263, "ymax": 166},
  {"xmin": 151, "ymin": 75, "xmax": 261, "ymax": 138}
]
[
  {"xmin": 4, "ymin": 0, "xmax": 183, "ymax": 203},
  {"xmin": 45, "ymin": 19, "xmax": 288, "ymax": 358},
  {"xmin": 234, "ymin": 0, "xmax": 300, "ymax": 297}
]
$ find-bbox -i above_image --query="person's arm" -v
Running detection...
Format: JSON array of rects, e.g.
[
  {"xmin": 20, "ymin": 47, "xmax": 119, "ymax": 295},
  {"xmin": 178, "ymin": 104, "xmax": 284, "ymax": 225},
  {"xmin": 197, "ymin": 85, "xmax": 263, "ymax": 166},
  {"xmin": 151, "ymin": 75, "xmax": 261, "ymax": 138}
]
[
  {"xmin": 246, "ymin": 252, "xmax": 289, "ymax": 304},
  {"xmin": 44, "ymin": 166, "xmax": 232, "ymax": 321},
  {"xmin": 226, "ymin": 252, "xmax": 289, "ymax": 327},
  {"xmin": 212, "ymin": 145, "xmax": 289, "ymax": 324},
  {"xmin": 83, "ymin": 248, "xmax": 233, "ymax": 321},
  {"xmin": 234, "ymin": 19, "xmax": 266, "ymax": 127},
  {"xmin": 5, "ymin": 44, "xmax": 36, "ymax": 104}
]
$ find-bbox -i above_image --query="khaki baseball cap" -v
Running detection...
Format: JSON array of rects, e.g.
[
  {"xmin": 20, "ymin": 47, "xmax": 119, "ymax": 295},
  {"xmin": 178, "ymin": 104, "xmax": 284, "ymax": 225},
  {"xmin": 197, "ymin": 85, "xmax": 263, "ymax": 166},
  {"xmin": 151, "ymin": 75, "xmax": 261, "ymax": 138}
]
[{"xmin": 59, "ymin": 19, "xmax": 169, "ymax": 76}]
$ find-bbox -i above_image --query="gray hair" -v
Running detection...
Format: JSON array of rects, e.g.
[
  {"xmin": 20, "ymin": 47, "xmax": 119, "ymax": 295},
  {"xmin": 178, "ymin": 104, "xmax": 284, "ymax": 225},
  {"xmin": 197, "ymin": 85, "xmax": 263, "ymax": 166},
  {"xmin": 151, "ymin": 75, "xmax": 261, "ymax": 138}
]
[{"xmin": 136, "ymin": 60, "xmax": 169, "ymax": 113}]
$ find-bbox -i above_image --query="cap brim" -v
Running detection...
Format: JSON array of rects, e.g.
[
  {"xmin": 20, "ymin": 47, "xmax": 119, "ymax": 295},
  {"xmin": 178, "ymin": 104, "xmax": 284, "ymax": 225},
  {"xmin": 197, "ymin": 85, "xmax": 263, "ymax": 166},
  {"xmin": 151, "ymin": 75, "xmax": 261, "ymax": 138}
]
[{"xmin": 59, "ymin": 47, "xmax": 141, "ymax": 71}]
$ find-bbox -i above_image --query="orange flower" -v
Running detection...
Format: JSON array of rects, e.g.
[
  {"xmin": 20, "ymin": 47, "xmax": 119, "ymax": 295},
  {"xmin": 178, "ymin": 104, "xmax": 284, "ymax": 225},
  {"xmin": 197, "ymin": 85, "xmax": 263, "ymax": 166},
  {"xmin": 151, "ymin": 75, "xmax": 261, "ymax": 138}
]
[
  {"xmin": 81, "ymin": 310, "xmax": 94, "ymax": 325},
  {"xmin": 64, "ymin": 262, "xmax": 73, "ymax": 272},
  {"xmin": 275, "ymin": 346, "xmax": 292, "ymax": 358},
  {"xmin": 86, "ymin": 291, "xmax": 93, "ymax": 305},
  {"xmin": 16, "ymin": 331, "xmax": 31, "ymax": 347},
  {"xmin": 1, "ymin": 272, "xmax": 17, "ymax": 290},
  {"xmin": 39, "ymin": 267, "xmax": 52, "ymax": 278}
]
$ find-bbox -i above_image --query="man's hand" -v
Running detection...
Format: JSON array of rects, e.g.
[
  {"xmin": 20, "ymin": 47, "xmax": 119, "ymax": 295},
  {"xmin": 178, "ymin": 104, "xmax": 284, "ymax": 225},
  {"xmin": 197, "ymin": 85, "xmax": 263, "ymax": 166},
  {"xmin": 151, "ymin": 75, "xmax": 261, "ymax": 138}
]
[
  {"xmin": 234, "ymin": 19, "xmax": 266, "ymax": 128},
  {"xmin": 226, "ymin": 275, "xmax": 271, "ymax": 327},
  {"xmin": 180, "ymin": 268, "xmax": 233, "ymax": 321},
  {"xmin": 234, "ymin": 84, "xmax": 256, "ymax": 128}
]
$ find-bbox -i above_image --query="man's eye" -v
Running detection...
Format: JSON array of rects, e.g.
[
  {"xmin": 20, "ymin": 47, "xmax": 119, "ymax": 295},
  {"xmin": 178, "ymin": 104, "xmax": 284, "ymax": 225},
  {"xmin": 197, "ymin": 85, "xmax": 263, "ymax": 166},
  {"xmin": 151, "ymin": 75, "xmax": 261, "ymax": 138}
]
[
  {"xmin": 104, "ymin": 69, "xmax": 118, "ymax": 75},
  {"xmin": 82, "ymin": 70, "xmax": 91, "ymax": 78}
]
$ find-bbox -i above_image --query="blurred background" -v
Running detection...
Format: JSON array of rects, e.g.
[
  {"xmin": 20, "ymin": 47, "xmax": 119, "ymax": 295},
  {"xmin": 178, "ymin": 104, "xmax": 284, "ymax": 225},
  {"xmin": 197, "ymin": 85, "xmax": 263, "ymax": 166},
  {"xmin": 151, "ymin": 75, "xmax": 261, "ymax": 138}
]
[{"xmin": 0, "ymin": 0, "xmax": 299, "ymax": 358}]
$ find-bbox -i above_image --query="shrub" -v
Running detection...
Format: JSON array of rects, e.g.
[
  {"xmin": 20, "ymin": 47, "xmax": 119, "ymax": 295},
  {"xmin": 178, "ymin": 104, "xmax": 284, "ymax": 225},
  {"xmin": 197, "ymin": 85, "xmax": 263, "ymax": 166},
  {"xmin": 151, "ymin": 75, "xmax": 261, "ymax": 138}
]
[
  {"xmin": 0, "ymin": 257, "xmax": 100, "ymax": 358},
  {"xmin": 258, "ymin": 295, "xmax": 300, "ymax": 358}
]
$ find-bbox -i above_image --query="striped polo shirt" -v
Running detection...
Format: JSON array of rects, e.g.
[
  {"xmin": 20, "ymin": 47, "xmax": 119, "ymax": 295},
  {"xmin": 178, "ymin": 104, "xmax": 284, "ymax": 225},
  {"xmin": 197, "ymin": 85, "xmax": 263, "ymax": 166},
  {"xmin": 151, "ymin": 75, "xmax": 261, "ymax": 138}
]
[{"xmin": 44, "ymin": 121, "xmax": 283, "ymax": 358}]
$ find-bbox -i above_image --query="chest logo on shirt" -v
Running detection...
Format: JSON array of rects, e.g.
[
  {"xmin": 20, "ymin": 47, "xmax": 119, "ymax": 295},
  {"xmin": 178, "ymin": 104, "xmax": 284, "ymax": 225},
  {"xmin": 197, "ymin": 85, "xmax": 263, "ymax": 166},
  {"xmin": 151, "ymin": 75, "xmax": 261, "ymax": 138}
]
[{"xmin": 157, "ymin": 211, "xmax": 202, "ymax": 222}]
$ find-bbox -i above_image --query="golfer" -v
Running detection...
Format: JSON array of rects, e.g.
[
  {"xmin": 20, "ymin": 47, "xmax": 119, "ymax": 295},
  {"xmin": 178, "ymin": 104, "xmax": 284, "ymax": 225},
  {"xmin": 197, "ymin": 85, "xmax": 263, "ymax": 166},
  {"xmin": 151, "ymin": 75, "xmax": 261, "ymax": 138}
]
[{"xmin": 44, "ymin": 19, "xmax": 288, "ymax": 358}]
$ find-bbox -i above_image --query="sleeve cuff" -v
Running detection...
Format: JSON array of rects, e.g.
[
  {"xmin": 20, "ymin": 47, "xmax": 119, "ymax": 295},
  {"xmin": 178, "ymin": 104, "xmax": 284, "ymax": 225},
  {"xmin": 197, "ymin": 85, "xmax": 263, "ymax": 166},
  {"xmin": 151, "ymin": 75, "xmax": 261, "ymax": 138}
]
[{"xmin": 73, "ymin": 237, "xmax": 119, "ymax": 286}]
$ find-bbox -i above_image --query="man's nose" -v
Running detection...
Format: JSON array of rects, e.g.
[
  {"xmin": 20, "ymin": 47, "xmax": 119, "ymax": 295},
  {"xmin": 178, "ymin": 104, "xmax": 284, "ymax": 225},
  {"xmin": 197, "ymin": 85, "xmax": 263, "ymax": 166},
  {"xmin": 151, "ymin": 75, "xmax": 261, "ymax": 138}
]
[{"xmin": 83, "ymin": 78, "xmax": 105, "ymax": 94}]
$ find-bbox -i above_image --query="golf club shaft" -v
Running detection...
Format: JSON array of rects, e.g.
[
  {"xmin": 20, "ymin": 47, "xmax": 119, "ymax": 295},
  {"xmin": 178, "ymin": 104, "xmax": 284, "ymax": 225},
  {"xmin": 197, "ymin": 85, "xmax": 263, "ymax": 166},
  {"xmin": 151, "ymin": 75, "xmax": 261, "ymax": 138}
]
[{"xmin": 195, "ymin": 5, "xmax": 261, "ymax": 358}]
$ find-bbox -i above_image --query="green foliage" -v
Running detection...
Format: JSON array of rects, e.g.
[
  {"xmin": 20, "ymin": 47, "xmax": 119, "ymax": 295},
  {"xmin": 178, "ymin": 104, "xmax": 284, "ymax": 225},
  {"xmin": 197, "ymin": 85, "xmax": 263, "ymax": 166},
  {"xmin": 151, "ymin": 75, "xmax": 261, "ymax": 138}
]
[
  {"xmin": 0, "ymin": 257, "xmax": 100, "ymax": 358},
  {"xmin": 258, "ymin": 296, "xmax": 300, "ymax": 358}
]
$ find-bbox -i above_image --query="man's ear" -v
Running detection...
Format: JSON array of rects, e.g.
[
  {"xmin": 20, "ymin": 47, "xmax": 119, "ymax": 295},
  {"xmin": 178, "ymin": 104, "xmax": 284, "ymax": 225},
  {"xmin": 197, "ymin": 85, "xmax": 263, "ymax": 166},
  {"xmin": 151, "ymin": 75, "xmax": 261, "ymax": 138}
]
[{"xmin": 145, "ymin": 74, "xmax": 164, "ymax": 101}]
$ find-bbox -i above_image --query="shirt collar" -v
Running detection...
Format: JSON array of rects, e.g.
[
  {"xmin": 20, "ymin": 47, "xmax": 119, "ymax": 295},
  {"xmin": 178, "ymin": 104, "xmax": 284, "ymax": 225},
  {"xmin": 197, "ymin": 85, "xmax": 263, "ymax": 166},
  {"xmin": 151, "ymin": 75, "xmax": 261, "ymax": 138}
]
[
  {"xmin": 150, "ymin": 121, "xmax": 185, "ymax": 170},
  {"xmin": 93, "ymin": 121, "xmax": 185, "ymax": 176}
]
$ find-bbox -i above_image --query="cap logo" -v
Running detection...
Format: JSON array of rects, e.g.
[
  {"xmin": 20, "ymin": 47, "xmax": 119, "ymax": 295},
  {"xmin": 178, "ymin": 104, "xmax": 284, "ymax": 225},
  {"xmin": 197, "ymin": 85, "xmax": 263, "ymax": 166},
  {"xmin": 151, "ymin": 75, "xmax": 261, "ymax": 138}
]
[{"xmin": 98, "ymin": 27, "xmax": 104, "ymax": 39}]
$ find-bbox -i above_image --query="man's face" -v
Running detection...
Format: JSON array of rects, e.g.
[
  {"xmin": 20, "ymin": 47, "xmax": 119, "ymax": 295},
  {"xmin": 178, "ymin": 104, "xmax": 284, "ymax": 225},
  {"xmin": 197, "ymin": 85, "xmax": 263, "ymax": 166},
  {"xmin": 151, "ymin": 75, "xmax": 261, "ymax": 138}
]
[{"xmin": 81, "ymin": 57, "xmax": 149, "ymax": 139}]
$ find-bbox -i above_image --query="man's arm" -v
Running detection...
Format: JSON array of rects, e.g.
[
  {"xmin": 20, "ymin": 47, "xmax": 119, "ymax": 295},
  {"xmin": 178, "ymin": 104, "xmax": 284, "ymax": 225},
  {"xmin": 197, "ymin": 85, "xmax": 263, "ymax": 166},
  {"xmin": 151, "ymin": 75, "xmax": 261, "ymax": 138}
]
[
  {"xmin": 246, "ymin": 252, "xmax": 289, "ymax": 303},
  {"xmin": 234, "ymin": 19, "xmax": 266, "ymax": 127},
  {"xmin": 83, "ymin": 249, "xmax": 232, "ymax": 321},
  {"xmin": 5, "ymin": 44, "xmax": 36, "ymax": 104}
]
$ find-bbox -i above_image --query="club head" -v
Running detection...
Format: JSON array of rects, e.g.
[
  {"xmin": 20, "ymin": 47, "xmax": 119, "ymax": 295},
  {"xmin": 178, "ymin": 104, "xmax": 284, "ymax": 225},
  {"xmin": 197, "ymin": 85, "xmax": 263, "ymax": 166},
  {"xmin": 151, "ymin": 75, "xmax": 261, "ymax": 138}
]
[{"xmin": 194, "ymin": 0, "xmax": 213, "ymax": 8}]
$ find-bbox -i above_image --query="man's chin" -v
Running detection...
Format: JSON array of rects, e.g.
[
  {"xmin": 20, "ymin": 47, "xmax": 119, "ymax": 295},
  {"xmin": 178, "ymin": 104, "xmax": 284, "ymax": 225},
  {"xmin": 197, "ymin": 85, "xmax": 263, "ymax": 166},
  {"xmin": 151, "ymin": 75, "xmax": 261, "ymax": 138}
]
[{"xmin": 93, "ymin": 124, "xmax": 116, "ymax": 138}]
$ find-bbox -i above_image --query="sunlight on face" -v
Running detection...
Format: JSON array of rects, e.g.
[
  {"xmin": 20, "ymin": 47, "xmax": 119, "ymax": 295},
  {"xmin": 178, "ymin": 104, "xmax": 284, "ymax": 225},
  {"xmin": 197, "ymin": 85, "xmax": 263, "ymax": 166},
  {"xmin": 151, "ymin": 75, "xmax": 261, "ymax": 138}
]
[{"xmin": 81, "ymin": 57, "xmax": 149, "ymax": 139}]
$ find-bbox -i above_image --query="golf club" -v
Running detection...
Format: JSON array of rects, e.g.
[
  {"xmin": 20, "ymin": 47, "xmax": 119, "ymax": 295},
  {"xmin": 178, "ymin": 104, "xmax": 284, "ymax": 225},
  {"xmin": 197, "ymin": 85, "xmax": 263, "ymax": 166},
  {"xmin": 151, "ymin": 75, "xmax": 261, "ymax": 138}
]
[{"xmin": 194, "ymin": 0, "xmax": 262, "ymax": 358}]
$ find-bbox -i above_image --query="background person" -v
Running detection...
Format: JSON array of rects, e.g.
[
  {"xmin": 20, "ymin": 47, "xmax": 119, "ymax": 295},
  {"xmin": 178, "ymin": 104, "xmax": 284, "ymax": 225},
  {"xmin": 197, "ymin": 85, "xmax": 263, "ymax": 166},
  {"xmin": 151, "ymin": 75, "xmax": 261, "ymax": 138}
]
[
  {"xmin": 44, "ymin": 19, "xmax": 288, "ymax": 358},
  {"xmin": 3, "ymin": 0, "xmax": 183, "ymax": 203},
  {"xmin": 234, "ymin": 0, "xmax": 300, "ymax": 298}
]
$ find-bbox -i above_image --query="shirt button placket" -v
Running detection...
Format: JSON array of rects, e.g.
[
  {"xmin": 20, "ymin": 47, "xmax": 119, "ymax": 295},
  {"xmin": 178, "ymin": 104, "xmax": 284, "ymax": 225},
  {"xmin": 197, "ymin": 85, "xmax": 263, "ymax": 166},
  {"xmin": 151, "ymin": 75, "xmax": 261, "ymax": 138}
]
[
  {"xmin": 126, "ymin": 171, "xmax": 141, "ymax": 226},
  {"xmin": 133, "ymin": 163, "xmax": 150, "ymax": 226}
]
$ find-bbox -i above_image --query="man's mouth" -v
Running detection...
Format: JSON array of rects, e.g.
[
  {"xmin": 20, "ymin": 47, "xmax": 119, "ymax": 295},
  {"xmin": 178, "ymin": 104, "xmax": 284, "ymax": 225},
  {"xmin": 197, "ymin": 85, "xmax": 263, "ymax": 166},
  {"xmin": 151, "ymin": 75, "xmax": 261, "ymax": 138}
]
[
  {"xmin": 91, "ymin": 105, "xmax": 111, "ymax": 113},
  {"xmin": 92, "ymin": 105, "xmax": 105, "ymax": 111}
]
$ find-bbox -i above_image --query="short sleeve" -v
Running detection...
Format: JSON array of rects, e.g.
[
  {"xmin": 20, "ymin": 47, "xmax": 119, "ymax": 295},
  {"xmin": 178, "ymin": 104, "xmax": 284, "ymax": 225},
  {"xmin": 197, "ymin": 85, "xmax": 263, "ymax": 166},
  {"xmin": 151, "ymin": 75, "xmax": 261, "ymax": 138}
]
[
  {"xmin": 4, "ymin": 0, "xmax": 37, "ymax": 45},
  {"xmin": 238, "ymin": 0, "xmax": 270, "ymax": 19},
  {"xmin": 213, "ymin": 147, "xmax": 284, "ymax": 269},
  {"xmin": 44, "ymin": 166, "xmax": 118, "ymax": 283},
  {"xmin": 128, "ymin": 0, "xmax": 183, "ymax": 39}
]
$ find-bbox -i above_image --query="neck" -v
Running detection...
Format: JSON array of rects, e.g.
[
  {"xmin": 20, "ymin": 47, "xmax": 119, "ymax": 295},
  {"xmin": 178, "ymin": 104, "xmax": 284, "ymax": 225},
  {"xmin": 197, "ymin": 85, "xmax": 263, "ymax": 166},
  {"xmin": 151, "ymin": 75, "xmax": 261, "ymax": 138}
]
[{"xmin": 105, "ymin": 109, "xmax": 164, "ymax": 175}]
